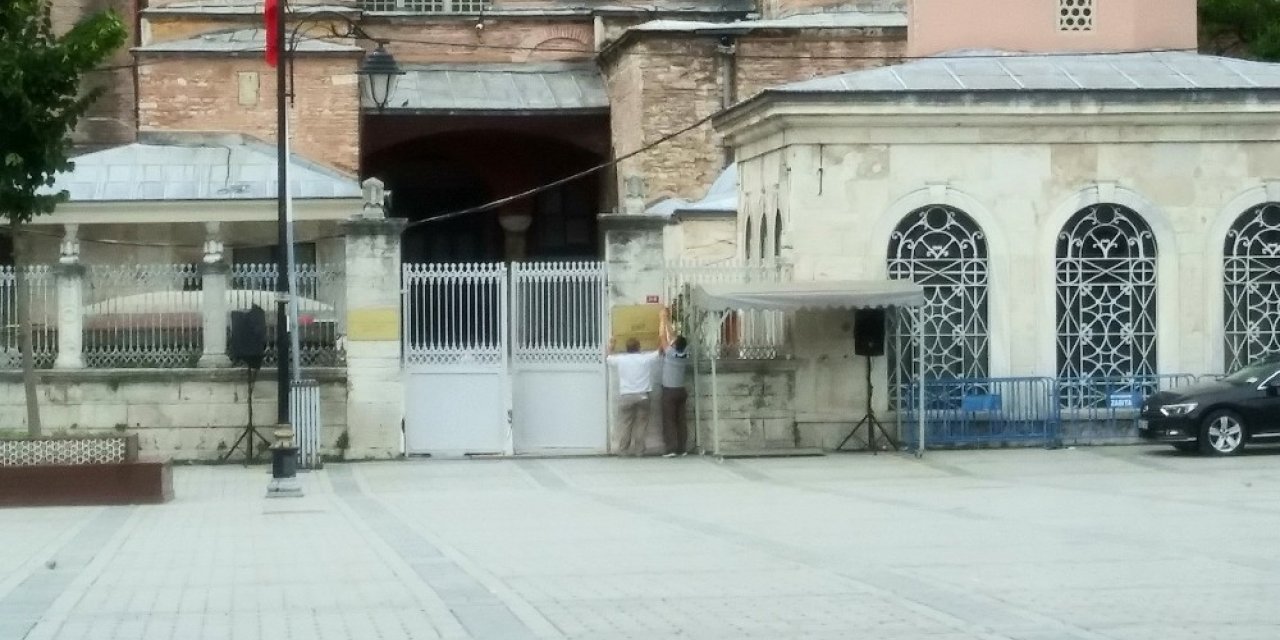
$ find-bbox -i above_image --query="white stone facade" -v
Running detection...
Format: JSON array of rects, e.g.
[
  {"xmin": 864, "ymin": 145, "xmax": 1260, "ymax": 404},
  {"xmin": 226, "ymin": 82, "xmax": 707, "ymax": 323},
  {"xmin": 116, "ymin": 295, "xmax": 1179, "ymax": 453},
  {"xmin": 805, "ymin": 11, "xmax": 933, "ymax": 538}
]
[{"xmin": 721, "ymin": 98, "xmax": 1280, "ymax": 384}]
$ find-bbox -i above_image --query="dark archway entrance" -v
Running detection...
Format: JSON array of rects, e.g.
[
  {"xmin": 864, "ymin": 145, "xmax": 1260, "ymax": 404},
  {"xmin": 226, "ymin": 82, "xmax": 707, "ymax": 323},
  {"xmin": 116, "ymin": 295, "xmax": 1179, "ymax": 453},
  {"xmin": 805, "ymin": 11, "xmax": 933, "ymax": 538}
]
[{"xmin": 363, "ymin": 123, "xmax": 608, "ymax": 264}]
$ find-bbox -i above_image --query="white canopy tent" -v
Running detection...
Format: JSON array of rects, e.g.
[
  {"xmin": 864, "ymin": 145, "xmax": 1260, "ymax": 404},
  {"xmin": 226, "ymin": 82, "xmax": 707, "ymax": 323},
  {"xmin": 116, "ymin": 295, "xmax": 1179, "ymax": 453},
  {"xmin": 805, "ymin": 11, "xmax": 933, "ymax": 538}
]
[{"xmin": 686, "ymin": 280, "xmax": 930, "ymax": 456}]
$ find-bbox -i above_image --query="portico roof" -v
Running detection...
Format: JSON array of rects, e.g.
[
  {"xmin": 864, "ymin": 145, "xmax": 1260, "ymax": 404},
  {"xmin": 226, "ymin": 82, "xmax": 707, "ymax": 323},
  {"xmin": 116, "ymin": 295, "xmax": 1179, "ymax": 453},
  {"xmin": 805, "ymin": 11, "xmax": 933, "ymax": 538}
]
[
  {"xmin": 45, "ymin": 132, "xmax": 362, "ymax": 202},
  {"xmin": 373, "ymin": 62, "xmax": 608, "ymax": 113}
]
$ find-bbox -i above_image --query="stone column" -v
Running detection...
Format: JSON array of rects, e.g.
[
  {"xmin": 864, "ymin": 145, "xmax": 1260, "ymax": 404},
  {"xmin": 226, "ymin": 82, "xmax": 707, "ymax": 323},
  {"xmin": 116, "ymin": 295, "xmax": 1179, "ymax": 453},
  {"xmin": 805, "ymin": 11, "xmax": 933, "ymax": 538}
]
[
  {"xmin": 343, "ymin": 178, "xmax": 406, "ymax": 460},
  {"xmin": 198, "ymin": 223, "xmax": 231, "ymax": 368},
  {"xmin": 53, "ymin": 225, "xmax": 84, "ymax": 370},
  {"xmin": 498, "ymin": 211, "xmax": 532, "ymax": 263}
]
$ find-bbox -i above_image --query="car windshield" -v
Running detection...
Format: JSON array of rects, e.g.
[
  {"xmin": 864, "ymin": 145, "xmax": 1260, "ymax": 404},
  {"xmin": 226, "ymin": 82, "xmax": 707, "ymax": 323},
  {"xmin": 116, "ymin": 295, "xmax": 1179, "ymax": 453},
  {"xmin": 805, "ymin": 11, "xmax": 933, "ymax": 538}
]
[{"xmin": 1223, "ymin": 361, "xmax": 1280, "ymax": 385}]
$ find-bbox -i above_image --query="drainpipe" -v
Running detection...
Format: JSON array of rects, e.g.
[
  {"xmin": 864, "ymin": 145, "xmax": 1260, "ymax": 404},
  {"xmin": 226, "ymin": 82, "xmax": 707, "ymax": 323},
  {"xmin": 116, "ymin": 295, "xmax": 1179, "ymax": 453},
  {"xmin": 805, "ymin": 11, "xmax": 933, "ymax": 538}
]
[{"xmin": 716, "ymin": 35, "xmax": 738, "ymax": 169}]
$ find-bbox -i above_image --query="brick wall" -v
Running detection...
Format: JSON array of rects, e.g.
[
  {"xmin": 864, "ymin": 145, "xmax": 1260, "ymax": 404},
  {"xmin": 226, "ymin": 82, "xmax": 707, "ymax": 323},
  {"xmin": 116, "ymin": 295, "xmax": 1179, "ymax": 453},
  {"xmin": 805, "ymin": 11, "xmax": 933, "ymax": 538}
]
[
  {"xmin": 137, "ymin": 56, "xmax": 361, "ymax": 174},
  {"xmin": 52, "ymin": 0, "xmax": 139, "ymax": 148},
  {"xmin": 143, "ymin": 16, "xmax": 596, "ymax": 65},
  {"xmin": 763, "ymin": 0, "xmax": 904, "ymax": 19},
  {"xmin": 734, "ymin": 28, "xmax": 907, "ymax": 101},
  {"xmin": 604, "ymin": 27, "xmax": 906, "ymax": 205}
]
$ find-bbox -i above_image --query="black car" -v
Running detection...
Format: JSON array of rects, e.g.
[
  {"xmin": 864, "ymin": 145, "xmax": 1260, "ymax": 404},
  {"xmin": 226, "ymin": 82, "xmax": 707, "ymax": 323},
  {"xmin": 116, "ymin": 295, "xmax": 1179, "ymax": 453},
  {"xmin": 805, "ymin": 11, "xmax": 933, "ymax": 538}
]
[{"xmin": 1140, "ymin": 360, "xmax": 1280, "ymax": 455}]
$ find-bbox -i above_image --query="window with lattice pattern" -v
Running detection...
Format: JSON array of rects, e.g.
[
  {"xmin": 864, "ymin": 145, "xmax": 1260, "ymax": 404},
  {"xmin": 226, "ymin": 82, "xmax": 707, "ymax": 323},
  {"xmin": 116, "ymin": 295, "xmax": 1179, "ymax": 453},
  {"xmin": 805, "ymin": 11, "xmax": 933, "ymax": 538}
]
[
  {"xmin": 362, "ymin": 0, "xmax": 491, "ymax": 12},
  {"xmin": 1059, "ymin": 0, "xmax": 1094, "ymax": 31}
]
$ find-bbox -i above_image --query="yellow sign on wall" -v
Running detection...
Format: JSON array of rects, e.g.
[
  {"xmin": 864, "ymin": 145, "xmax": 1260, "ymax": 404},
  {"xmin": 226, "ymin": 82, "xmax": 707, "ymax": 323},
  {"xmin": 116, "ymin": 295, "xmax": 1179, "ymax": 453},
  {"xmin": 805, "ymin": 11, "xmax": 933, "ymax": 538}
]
[
  {"xmin": 347, "ymin": 308, "xmax": 399, "ymax": 341},
  {"xmin": 611, "ymin": 304, "xmax": 664, "ymax": 351}
]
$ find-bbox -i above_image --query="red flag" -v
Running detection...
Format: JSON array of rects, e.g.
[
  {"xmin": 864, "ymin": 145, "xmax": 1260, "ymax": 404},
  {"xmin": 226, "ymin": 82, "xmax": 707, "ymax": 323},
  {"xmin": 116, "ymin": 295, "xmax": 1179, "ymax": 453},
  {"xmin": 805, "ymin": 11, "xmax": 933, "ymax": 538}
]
[{"xmin": 264, "ymin": 0, "xmax": 279, "ymax": 67}]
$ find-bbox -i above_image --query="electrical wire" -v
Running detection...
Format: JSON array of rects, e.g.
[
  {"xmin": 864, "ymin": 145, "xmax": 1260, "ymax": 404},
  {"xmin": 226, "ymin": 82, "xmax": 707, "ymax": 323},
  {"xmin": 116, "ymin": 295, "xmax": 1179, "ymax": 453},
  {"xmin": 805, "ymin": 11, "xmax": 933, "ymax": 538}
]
[{"xmin": 0, "ymin": 106, "xmax": 716, "ymax": 248}]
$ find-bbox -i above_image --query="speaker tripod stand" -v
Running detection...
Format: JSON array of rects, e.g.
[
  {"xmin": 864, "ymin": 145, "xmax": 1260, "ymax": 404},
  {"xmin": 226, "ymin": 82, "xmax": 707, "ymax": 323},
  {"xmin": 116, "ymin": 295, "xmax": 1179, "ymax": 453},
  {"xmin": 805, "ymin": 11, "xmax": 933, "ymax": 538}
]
[
  {"xmin": 220, "ymin": 364, "xmax": 271, "ymax": 464},
  {"xmin": 837, "ymin": 355, "xmax": 899, "ymax": 454}
]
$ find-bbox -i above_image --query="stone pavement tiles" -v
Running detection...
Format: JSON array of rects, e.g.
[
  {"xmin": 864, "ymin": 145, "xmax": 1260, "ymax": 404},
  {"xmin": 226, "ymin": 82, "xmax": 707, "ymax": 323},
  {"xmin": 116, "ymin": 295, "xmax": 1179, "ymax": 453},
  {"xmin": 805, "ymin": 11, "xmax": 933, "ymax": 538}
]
[{"xmin": 3, "ymin": 446, "xmax": 1280, "ymax": 639}]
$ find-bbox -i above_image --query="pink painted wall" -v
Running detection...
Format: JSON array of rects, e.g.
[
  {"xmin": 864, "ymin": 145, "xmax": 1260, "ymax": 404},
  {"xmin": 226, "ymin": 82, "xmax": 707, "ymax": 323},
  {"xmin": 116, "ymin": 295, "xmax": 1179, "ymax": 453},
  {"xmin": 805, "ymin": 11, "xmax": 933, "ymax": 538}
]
[{"xmin": 908, "ymin": 0, "xmax": 1197, "ymax": 57}]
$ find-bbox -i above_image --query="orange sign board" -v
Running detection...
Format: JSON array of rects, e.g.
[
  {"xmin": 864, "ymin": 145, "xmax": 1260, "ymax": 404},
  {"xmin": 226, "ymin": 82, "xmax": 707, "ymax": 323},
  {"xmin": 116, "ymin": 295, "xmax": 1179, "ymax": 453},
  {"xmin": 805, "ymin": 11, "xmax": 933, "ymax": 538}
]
[{"xmin": 611, "ymin": 304, "xmax": 664, "ymax": 351}]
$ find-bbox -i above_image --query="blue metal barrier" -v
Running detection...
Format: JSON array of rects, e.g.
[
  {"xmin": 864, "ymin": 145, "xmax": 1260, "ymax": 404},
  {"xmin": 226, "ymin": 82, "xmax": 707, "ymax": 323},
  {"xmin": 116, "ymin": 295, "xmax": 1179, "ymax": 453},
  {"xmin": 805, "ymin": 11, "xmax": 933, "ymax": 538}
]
[
  {"xmin": 1054, "ymin": 374, "xmax": 1199, "ymax": 443},
  {"xmin": 898, "ymin": 377, "xmax": 1061, "ymax": 448}
]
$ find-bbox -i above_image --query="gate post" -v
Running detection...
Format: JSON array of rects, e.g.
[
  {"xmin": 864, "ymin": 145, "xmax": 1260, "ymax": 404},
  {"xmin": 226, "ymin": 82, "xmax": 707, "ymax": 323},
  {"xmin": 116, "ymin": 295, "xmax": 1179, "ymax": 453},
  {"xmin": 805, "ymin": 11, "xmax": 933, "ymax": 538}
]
[
  {"xmin": 341, "ymin": 179, "xmax": 406, "ymax": 460},
  {"xmin": 599, "ymin": 199, "xmax": 670, "ymax": 454}
]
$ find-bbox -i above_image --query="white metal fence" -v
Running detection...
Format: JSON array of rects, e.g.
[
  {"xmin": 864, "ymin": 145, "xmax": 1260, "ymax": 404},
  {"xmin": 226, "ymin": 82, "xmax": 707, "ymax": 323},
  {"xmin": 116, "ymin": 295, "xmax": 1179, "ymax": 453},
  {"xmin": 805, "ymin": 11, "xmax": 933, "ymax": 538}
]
[
  {"xmin": 403, "ymin": 262, "xmax": 507, "ymax": 366},
  {"xmin": 84, "ymin": 264, "xmax": 204, "ymax": 368},
  {"xmin": 511, "ymin": 262, "xmax": 607, "ymax": 364},
  {"xmin": 663, "ymin": 260, "xmax": 792, "ymax": 359},
  {"xmin": 0, "ymin": 266, "xmax": 57, "ymax": 369}
]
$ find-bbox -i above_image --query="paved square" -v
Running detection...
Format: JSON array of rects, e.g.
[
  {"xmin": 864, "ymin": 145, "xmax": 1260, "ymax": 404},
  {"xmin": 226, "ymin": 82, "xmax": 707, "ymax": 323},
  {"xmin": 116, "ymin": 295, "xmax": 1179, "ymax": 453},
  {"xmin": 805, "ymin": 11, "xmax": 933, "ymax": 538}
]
[{"xmin": 4, "ymin": 446, "xmax": 1280, "ymax": 639}]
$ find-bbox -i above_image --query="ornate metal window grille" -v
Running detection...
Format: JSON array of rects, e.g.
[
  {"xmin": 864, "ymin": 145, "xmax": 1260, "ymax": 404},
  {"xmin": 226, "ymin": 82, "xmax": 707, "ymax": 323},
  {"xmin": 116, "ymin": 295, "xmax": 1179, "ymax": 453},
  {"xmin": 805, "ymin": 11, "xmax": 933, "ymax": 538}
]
[
  {"xmin": 1224, "ymin": 203, "xmax": 1280, "ymax": 372},
  {"xmin": 1058, "ymin": 0, "xmax": 1094, "ymax": 31},
  {"xmin": 361, "ymin": 0, "xmax": 491, "ymax": 13},
  {"xmin": 888, "ymin": 205, "xmax": 990, "ymax": 402},
  {"xmin": 1056, "ymin": 204, "xmax": 1157, "ymax": 407}
]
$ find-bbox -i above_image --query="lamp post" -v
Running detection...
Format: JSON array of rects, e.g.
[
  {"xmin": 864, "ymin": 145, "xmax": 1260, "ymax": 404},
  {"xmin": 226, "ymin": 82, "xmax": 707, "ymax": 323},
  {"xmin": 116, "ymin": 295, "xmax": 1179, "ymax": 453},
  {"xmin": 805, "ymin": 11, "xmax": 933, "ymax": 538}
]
[{"xmin": 272, "ymin": 6, "xmax": 402, "ymax": 470}]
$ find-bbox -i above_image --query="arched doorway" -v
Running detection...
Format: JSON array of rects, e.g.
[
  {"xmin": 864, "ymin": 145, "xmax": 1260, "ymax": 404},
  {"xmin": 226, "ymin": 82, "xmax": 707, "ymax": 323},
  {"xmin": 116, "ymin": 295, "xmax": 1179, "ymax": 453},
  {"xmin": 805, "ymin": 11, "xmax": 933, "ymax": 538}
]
[{"xmin": 363, "ymin": 129, "xmax": 605, "ymax": 264}]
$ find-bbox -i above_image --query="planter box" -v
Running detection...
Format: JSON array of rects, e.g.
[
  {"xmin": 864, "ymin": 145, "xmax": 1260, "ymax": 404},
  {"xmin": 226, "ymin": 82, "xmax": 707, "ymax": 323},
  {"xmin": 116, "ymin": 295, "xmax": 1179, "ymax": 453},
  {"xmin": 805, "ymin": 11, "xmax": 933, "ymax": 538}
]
[
  {"xmin": 0, "ymin": 434, "xmax": 171, "ymax": 506},
  {"xmin": 0, "ymin": 433, "xmax": 138, "ymax": 467}
]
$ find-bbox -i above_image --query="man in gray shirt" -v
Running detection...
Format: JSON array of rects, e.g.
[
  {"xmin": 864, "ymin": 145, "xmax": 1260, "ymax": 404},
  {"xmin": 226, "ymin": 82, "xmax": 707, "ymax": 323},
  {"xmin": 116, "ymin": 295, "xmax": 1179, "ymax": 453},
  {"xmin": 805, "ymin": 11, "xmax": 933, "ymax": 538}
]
[{"xmin": 661, "ymin": 335, "xmax": 690, "ymax": 457}]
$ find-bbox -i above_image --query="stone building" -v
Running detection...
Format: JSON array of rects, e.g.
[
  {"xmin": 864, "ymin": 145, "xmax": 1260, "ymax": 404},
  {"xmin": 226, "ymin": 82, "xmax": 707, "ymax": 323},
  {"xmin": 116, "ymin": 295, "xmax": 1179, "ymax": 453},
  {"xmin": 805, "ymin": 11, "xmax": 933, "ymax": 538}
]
[
  {"xmin": 2, "ymin": 0, "xmax": 912, "ymax": 460},
  {"xmin": 13, "ymin": 0, "xmax": 909, "ymax": 265},
  {"xmin": 709, "ymin": 0, "xmax": 1280, "ymax": 449}
]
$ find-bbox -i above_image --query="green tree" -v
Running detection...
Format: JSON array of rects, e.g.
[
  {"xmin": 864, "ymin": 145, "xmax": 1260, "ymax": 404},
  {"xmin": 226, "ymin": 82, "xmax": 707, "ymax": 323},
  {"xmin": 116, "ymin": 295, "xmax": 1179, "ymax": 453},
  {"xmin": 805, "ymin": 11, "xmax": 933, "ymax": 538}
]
[
  {"xmin": 1201, "ymin": 0, "xmax": 1280, "ymax": 60},
  {"xmin": 1, "ymin": 0, "xmax": 126, "ymax": 436}
]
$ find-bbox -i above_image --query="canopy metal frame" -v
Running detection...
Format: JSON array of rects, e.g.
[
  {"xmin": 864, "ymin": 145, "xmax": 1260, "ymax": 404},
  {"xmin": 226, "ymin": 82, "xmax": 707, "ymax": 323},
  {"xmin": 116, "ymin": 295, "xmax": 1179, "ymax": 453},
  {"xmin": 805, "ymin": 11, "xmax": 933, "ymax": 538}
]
[{"xmin": 685, "ymin": 280, "xmax": 929, "ymax": 458}]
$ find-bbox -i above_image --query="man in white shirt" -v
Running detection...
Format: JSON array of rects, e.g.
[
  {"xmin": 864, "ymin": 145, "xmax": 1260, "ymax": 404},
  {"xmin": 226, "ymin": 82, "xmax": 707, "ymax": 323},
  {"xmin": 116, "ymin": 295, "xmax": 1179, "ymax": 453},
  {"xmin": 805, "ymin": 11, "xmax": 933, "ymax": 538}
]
[{"xmin": 607, "ymin": 338, "xmax": 660, "ymax": 456}]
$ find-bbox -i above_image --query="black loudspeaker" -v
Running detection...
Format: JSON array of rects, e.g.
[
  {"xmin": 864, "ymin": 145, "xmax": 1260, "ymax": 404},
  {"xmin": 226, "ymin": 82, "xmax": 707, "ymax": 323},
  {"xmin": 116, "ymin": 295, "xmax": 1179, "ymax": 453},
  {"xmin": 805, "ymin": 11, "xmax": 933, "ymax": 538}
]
[
  {"xmin": 853, "ymin": 308, "xmax": 886, "ymax": 357},
  {"xmin": 229, "ymin": 305, "xmax": 267, "ymax": 367}
]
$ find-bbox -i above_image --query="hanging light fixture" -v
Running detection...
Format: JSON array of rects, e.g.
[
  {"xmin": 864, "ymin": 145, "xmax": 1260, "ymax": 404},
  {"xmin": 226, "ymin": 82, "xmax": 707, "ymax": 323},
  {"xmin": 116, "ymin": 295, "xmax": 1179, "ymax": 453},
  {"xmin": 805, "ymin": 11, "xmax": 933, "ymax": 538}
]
[{"xmin": 357, "ymin": 43, "xmax": 404, "ymax": 111}]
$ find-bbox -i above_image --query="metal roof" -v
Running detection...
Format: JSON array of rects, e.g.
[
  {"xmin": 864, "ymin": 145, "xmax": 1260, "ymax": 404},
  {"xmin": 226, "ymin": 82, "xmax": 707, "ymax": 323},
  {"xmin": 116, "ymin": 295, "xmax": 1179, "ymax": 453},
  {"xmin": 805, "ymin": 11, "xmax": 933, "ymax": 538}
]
[
  {"xmin": 46, "ymin": 133, "xmax": 362, "ymax": 202},
  {"xmin": 647, "ymin": 165, "xmax": 737, "ymax": 217},
  {"xmin": 692, "ymin": 280, "xmax": 926, "ymax": 312},
  {"xmin": 375, "ymin": 62, "xmax": 608, "ymax": 112},
  {"xmin": 134, "ymin": 28, "xmax": 361, "ymax": 55},
  {"xmin": 776, "ymin": 50, "xmax": 1280, "ymax": 94}
]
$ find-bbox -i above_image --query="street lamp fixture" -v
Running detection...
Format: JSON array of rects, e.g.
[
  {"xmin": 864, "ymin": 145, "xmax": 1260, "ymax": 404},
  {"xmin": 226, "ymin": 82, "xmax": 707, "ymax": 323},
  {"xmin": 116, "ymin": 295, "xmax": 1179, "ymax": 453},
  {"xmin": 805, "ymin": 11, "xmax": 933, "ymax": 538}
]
[
  {"xmin": 357, "ymin": 43, "xmax": 404, "ymax": 112},
  {"xmin": 270, "ymin": 8, "xmax": 401, "ymax": 485}
]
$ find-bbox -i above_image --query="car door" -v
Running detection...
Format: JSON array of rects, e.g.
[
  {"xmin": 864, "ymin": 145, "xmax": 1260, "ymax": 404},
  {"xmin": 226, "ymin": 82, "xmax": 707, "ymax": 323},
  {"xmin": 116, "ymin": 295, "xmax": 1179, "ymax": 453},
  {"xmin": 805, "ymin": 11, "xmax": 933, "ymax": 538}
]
[{"xmin": 1237, "ymin": 367, "xmax": 1280, "ymax": 434}]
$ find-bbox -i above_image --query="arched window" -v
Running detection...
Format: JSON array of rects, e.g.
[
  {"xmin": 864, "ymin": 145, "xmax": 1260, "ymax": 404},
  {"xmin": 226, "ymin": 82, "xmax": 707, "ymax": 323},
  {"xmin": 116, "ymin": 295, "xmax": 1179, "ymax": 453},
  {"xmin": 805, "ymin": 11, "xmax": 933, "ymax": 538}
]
[
  {"xmin": 1224, "ymin": 203, "xmax": 1280, "ymax": 372},
  {"xmin": 773, "ymin": 210, "xmax": 782, "ymax": 259},
  {"xmin": 744, "ymin": 217, "xmax": 753, "ymax": 261},
  {"xmin": 887, "ymin": 205, "xmax": 989, "ymax": 397},
  {"xmin": 759, "ymin": 215, "xmax": 768, "ymax": 262},
  {"xmin": 1055, "ymin": 204, "xmax": 1157, "ymax": 404}
]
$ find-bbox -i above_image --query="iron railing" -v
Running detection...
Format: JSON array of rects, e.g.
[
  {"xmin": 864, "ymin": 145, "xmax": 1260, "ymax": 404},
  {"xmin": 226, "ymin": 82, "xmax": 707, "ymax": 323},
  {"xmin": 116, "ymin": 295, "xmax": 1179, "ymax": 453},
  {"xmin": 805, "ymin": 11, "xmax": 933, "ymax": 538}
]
[
  {"xmin": 1055, "ymin": 374, "xmax": 1200, "ymax": 443},
  {"xmin": 663, "ymin": 259, "xmax": 792, "ymax": 359},
  {"xmin": 895, "ymin": 374, "xmax": 1210, "ymax": 447},
  {"xmin": 898, "ymin": 377, "xmax": 1061, "ymax": 447},
  {"xmin": 228, "ymin": 263, "xmax": 346, "ymax": 367},
  {"xmin": 0, "ymin": 266, "xmax": 57, "ymax": 369},
  {"xmin": 83, "ymin": 264, "xmax": 204, "ymax": 368}
]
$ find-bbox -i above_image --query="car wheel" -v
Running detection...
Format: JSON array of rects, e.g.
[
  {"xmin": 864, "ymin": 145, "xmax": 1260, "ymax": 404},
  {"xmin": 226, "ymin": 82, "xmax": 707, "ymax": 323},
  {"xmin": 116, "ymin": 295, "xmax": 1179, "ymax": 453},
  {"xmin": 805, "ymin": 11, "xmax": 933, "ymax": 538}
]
[
  {"xmin": 1172, "ymin": 443, "xmax": 1198, "ymax": 453},
  {"xmin": 1199, "ymin": 410, "xmax": 1246, "ymax": 456}
]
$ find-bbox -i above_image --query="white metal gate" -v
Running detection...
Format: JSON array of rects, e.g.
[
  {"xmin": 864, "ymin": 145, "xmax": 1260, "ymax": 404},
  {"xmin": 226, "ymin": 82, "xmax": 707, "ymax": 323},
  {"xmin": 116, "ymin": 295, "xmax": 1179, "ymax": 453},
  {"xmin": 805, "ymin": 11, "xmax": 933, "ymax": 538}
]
[{"xmin": 402, "ymin": 261, "xmax": 608, "ymax": 457}]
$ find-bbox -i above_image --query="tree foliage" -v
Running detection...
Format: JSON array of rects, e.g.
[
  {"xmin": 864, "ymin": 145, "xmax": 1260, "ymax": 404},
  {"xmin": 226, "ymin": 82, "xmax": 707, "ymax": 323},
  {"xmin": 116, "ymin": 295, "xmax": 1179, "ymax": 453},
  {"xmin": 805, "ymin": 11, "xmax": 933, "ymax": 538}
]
[
  {"xmin": 0, "ymin": 0, "xmax": 126, "ymax": 224},
  {"xmin": 1201, "ymin": 0, "xmax": 1280, "ymax": 61}
]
